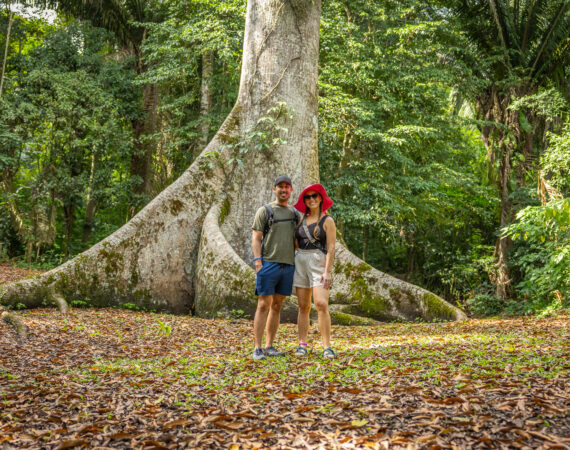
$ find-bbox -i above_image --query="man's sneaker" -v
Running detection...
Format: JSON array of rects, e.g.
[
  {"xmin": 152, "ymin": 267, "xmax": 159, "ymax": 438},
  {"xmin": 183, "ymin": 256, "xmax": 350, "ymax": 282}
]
[
  {"xmin": 253, "ymin": 347, "xmax": 266, "ymax": 361},
  {"xmin": 264, "ymin": 345, "xmax": 285, "ymax": 357}
]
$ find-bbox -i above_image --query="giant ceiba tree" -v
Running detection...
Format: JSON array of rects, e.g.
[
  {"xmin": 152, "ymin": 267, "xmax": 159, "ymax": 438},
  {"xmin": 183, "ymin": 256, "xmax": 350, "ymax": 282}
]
[{"xmin": 1, "ymin": 0, "xmax": 465, "ymax": 323}]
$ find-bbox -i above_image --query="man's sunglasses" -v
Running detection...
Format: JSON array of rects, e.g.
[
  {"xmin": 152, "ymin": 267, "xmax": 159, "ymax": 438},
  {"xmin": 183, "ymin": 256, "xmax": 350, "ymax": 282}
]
[{"xmin": 304, "ymin": 193, "xmax": 320, "ymax": 201}]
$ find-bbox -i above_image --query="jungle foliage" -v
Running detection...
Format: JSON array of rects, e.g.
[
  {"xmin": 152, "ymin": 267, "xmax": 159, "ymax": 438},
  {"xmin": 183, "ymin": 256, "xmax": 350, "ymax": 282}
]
[{"xmin": 0, "ymin": 0, "xmax": 568, "ymax": 316}]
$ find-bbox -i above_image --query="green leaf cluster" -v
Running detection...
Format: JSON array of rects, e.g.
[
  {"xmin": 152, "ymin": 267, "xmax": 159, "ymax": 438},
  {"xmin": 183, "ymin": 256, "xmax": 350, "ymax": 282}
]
[
  {"xmin": 318, "ymin": 0, "xmax": 498, "ymax": 301},
  {"xmin": 502, "ymin": 198, "xmax": 570, "ymax": 314},
  {"xmin": 0, "ymin": 20, "xmax": 140, "ymax": 260}
]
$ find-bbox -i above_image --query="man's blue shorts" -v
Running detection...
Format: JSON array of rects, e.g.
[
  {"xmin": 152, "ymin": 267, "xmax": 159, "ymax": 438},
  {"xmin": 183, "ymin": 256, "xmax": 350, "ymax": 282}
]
[{"xmin": 255, "ymin": 261, "xmax": 295, "ymax": 296}]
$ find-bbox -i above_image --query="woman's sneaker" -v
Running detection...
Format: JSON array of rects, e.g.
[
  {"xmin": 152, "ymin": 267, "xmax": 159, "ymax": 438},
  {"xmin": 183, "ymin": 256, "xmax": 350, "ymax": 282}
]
[
  {"xmin": 253, "ymin": 347, "xmax": 266, "ymax": 360},
  {"xmin": 264, "ymin": 345, "xmax": 285, "ymax": 357}
]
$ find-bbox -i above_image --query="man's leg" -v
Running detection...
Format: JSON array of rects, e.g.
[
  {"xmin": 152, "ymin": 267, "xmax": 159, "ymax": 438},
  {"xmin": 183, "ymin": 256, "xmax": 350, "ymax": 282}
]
[
  {"xmin": 265, "ymin": 293, "xmax": 285, "ymax": 347},
  {"xmin": 254, "ymin": 295, "xmax": 272, "ymax": 349}
]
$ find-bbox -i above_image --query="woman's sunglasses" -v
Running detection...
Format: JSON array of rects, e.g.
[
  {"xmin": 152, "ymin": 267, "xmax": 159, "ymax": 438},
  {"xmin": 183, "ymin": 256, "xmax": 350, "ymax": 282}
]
[{"xmin": 304, "ymin": 193, "xmax": 320, "ymax": 201}]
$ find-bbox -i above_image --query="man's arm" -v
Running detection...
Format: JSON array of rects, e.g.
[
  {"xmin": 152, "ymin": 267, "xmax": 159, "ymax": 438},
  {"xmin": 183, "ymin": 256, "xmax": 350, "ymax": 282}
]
[{"xmin": 252, "ymin": 229, "xmax": 264, "ymax": 273}]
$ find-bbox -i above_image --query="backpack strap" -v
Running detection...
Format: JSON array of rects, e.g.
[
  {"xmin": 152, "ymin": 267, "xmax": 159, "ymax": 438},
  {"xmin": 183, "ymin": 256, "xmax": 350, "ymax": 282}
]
[
  {"xmin": 263, "ymin": 204, "xmax": 274, "ymax": 237},
  {"xmin": 293, "ymin": 208, "xmax": 301, "ymax": 225},
  {"xmin": 261, "ymin": 204, "xmax": 274, "ymax": 258}
]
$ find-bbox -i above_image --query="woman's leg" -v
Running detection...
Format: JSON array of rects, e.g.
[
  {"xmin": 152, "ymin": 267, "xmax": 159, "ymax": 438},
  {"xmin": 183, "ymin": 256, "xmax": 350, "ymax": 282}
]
[
  {"xmin": 296, "ymin": 287, "xmax": 312, "ymax": 343},
  {"xmin": 313, "ymin": 286, "xmax": 331, "ymax": 349}
]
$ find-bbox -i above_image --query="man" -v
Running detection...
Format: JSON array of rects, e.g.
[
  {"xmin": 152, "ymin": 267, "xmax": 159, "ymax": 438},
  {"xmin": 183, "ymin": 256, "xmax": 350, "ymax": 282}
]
[{"xmin": 251, "ymin": 176, "xmax": 298, "ymax": 360}]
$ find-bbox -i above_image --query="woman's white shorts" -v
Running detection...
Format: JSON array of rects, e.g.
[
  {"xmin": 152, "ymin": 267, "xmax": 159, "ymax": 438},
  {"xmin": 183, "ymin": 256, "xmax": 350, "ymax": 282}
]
[{"xmin": 293, "ymin": 249, "xmax": 326, "ymax": 289}]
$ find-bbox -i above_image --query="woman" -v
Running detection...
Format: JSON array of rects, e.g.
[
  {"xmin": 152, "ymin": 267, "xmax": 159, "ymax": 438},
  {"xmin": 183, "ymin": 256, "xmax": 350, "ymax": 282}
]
[{"xmin": 292, "ymin": 184, "xmax": 337, "ymax": 359}]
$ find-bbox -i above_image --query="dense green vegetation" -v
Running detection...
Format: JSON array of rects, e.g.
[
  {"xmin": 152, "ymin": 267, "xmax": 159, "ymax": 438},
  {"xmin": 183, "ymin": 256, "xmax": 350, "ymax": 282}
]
[{"xmin": 1, "ymin": 0, "xmax": 568, "ymax": 316}]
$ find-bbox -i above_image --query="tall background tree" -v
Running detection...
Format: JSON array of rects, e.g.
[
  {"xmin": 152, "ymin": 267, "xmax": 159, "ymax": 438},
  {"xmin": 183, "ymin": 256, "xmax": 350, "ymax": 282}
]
[
  {"xmin": 39, "ymin": 0, "xmax": 166, "ymax": 215},
  {"xmin": 318, "ymin": 0, "xmax": 497, "ymax": 301},
  {"xmin": 439, "ymin": 0, "xmax": 570, "ymax": 299},
  {"xmin": 0, "ymin": 20, "xmax": 136, "ymax": 261}
]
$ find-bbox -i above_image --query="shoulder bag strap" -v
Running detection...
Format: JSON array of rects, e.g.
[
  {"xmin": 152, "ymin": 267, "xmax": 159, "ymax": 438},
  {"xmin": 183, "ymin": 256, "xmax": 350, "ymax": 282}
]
[
  {"xmin": 261, "ymin": 204, "xmax": 274, "ymax": 257},
  {"xmin": 301, "ymin": 218, "xmax": 327, "ymax": 254}
]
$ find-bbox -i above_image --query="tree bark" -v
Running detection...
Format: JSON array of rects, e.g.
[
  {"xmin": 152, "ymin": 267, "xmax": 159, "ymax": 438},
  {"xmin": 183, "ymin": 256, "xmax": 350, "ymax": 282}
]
[
  {"xmin": 0, "ymin": 10, "xmax": 14, "ymax": 98},
  {"xmin": 129, "ymin": 81, "xmax": 159, "ymax": 218},
  {"xmin": 195, "ymin": 51, "xmax": 214, "ymax": 160},
  {"xmin": 362, "ymin": 225, "xmax": 369, "ymax": 261},
  {"xmin": 63, "ymin": 203, "xmax": 74, "ymax": 259},
  {"xmin": 0, "ymin": 0, "xmax": 465, "ymax": 322},
  {"xmin": 82, "ymin": 153, "xmax": 97, "ymax": 243},
  {"xmin": 489, "ymin": 87, "xmax": 532, "ymax": 301}
]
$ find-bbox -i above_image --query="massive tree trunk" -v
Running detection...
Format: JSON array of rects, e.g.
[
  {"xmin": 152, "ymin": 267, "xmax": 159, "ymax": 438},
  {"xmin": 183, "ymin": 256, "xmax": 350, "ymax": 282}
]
[{"xmin": 0, "ymin": 0, "xmax": 465, "ymax": 322}]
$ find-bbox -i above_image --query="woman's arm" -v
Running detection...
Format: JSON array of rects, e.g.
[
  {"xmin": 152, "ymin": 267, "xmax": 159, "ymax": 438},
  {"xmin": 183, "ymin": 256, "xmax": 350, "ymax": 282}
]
[{"xmin": 321, "ymin": 217, "xmax": 337, "ymax": 289}]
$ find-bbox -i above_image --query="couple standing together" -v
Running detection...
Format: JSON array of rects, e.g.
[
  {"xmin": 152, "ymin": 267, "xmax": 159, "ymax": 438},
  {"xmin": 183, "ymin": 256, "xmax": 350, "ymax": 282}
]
[{"xmin": 251, "ymin": 176, "xmax": 337, "ymax": 361}]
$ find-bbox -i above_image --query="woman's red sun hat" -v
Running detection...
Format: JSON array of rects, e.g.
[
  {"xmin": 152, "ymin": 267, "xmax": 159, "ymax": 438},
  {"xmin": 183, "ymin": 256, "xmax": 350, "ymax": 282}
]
[{"xmin": 294, "ymin": 184, "xmax": 333, "ymax": 214}]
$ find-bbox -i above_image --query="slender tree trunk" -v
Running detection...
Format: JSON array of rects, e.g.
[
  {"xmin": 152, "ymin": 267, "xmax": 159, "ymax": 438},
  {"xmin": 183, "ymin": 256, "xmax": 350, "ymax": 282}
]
[
  {"xmin": 1, "ymin": 0, "xmax": 465, "ymax": 323},
  {"xmin": 129, "ymin": 81, "xmax": 159, "ymax": 219},
  {"xmin": 63, "ymin": 203, "xmax": 75, "ymax": 259},
  {"xmin": 195, "ymin": 51, "xmax": 214, "ymax": 160},
  {"xmin": 477, "ymin": 92, "xmax": 497, "ymax": 185},
  {"xmin": 82, "ymin": 153, "xmax": 97, "ymax": 243},
  {"xmin": 403, "ymin": 228, "xmax": 416, "ymax": 282},
  {"xmin": 0, "ymin": 11, "xmax": 14, "ymax": 98},
  {"xmin": 495, "ymin": 142, "xmax": 513, "ymax": 300},
  {"xmin": 478, "ymin": 88, "xmax": 519, "ymax": 301},
  {"xmin": 492, "ymin": 90, "xmax": 525, "ymax": 301},
  {"xmin": 362, "ymin": 225, "xmax": 369, "ymax": 261},
  {"xmin": 335, "ymin": 124, "xmax": 354, "ymax": 240}
]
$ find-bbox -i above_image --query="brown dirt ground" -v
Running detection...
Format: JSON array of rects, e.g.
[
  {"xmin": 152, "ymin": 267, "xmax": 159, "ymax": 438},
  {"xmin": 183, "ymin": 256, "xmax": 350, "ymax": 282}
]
[{"xmin": 0, "ymin": 262, "xmax": 45, "ymax": 285}]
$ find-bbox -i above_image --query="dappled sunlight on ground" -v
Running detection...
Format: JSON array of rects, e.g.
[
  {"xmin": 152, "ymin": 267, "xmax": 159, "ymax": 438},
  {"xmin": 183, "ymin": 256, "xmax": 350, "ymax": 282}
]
[{"xmin": 1, "ymin": 308, "xmax": 568, "ymax": 448}]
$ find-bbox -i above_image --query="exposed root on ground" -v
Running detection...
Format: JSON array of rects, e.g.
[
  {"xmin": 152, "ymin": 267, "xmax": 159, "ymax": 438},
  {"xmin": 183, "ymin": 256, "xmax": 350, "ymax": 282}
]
[
  {"xmin": 1, "ymin": 311, "xmax": 28, "ymax": 340},
  {"xmin": 49, "ymin": 291, "xmax": 69, "ymax": 314}
]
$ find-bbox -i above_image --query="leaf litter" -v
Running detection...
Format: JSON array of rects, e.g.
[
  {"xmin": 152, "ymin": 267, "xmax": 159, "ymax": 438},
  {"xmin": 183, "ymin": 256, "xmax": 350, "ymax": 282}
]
[{"xmin": 0, "ymin": 309, "xmax": 568, "ymax": 449}]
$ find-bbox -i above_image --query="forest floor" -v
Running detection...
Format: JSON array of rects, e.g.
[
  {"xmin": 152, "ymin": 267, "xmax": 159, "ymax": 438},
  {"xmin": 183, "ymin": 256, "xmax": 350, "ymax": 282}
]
[
  {"xmin": 0, "ymin": 262, "xmax": 45, "ymax": 285},
  {"xmin": 1, "ymin": 267, "xmax": 569, "ymax": 449},
  {"xmin": 0, "ymin": 309, "xmax": 568, "ymax": 449}
]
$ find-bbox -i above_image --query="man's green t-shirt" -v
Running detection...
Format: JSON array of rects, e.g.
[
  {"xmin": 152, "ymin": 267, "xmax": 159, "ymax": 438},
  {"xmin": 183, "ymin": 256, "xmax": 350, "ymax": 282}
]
[{"xmin": 252, "ymin": 202, "xmax": 296, "ymax": 266}]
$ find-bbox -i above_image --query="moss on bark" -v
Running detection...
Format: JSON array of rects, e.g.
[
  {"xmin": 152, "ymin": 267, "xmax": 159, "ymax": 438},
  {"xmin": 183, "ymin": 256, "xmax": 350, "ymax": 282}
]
[
  {"xmin": 329, "ymin": 310, "xmax": 380, "ymax": 326},
  {"xmin": 422, "ymin": 293, "xmax": 461, "ymax": 321}
]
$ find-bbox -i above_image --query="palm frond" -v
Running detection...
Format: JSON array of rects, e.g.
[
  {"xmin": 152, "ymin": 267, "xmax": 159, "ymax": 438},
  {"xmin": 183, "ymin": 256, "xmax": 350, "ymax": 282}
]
[
  {"xmin": 488, "ymin": 0, "xmax": 508, "ymax": 48},
  {"xmin": 451, "ymin": 0, "xmax": 569, "ymax": 89},
  {"xmin": 30, "ymin": 0, "xmax": 150, "ymax": 47},
  {"xmin": 530, "ymin": 1, "xmax": 569, "ymax": 79}
]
